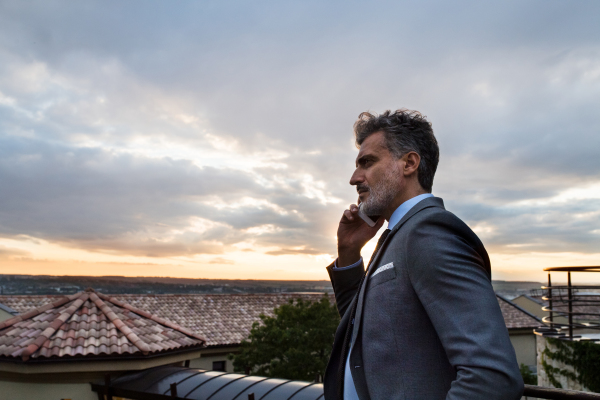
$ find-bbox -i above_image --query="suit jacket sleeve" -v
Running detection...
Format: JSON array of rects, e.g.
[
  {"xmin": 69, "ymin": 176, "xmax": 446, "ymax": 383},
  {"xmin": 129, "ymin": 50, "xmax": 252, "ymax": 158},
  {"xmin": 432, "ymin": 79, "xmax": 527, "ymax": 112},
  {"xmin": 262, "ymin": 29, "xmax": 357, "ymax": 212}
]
[
  {"xmin": 326, "ymin": 260, "xmax": 365, "ymax": 318},
  {"xmin": 406, "ymin": 213, "xmax": 524, "ymax": 400}
]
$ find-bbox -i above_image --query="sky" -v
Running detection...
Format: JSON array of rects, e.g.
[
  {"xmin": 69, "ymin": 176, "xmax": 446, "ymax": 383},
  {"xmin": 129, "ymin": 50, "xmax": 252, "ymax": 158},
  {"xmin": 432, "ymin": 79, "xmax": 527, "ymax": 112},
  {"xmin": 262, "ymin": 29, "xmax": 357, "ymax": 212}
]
[{"xmin": 0, "ymin": 0, "xmax": 599, "ymax": 282}]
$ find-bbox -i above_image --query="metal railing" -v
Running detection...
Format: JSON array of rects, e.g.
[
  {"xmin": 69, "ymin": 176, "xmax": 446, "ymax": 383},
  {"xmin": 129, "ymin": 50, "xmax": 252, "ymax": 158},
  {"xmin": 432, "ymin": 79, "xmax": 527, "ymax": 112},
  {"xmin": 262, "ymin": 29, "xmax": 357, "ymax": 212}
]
[
  {"xmin": 523, "ymin": 384, "xmax": 600, "ymax": 399},
  {"xmin": 528, "ymin": 266, "xmax": 600, "ymax": 398},
  {"xmin": 536, "ymin": 266, "xmax": 600, "ymax": 340}
]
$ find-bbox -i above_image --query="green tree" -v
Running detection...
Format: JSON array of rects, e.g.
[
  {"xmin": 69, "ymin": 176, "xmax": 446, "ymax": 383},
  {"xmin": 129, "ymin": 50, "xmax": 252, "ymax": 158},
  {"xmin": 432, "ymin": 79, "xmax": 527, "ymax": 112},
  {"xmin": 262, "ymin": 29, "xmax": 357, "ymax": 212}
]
[
  {"xmin": 519, "ymin": 363, "xmax": 537, "ymax": 385},
  {"xmin": 230, "ymin": 295, "xmax": 340, "ymax": 381}
]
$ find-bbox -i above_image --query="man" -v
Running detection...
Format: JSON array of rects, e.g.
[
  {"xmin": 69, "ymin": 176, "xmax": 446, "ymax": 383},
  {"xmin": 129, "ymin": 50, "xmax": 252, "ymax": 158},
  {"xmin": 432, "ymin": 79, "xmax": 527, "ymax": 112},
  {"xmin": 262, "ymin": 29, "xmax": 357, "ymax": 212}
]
[{"xmin": 324, "ymin": 109, "xmax": 523, "ymax": 399}]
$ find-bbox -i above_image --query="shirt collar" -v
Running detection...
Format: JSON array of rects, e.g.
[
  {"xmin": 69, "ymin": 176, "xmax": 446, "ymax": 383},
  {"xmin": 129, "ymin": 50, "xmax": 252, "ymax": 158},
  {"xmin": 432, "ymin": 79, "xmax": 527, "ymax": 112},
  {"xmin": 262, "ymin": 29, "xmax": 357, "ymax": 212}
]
[{"xmin": 387, "ymin": 193, "xmax": 434, "ymax": 230}]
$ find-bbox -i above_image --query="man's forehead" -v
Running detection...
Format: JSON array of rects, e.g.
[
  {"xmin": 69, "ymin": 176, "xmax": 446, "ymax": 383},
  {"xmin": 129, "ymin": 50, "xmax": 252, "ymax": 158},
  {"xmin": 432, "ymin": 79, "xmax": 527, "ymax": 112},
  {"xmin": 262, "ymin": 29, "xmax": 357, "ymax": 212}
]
[{"xmin": 356, "ymin": 132, "xmax": 388, "ymax": 159}]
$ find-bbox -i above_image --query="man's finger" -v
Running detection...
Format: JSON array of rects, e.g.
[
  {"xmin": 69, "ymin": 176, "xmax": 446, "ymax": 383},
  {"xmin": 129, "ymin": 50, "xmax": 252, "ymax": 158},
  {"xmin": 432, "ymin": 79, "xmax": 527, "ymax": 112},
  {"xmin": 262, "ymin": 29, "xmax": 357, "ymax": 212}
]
[{"xmin": 343, "ymin": 209, "xmax": 355, "ymax": 221}]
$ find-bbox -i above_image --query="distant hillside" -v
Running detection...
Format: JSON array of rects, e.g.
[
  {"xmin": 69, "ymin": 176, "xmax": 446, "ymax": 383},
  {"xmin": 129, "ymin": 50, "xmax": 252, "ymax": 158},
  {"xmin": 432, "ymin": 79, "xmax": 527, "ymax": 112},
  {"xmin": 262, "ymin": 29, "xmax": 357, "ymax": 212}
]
[
  {"xmin": 0, "ymin": 274, "xmax": 333, "ymax": 295},
  {"xmin": 0, "ymin": 274, "xmax": 548, "ymax": 297},
  {"xmin": 491, "ymin": 280, "xmax": 543, "ymax": 299}
]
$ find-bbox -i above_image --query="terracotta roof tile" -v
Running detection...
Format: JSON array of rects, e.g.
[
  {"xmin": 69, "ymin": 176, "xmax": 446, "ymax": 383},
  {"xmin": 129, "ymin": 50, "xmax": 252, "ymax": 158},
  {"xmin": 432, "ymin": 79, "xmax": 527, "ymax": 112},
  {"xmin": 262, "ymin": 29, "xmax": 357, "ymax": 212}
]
[
  {"xmin": 0, "ymin": 289, "xmax": 205, "ymax": 361},
  {"xmin": 497, "ymin": 296, "xmax": 541, "ymax": 329},
  {"xmin": 0, "ymin": 293, "xmax": 329, "ymax": 347},
  {"xmin": 1, "ymin": 292, "xmax": 540, "ymax": 349}
]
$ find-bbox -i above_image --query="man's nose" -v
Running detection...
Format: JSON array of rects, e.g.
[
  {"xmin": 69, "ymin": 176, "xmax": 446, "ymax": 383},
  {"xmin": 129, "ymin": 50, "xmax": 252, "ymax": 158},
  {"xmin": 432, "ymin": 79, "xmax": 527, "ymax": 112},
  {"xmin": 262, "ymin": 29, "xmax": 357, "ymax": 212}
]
[{"xmin": 349, "ymin": 169, "xmax": 363, "ymax": 186}]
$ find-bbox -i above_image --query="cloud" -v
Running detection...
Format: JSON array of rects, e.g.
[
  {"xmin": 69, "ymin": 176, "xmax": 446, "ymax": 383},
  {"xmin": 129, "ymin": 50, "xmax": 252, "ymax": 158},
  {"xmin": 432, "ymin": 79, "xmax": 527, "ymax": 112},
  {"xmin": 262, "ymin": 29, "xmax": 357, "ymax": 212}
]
[
  {"xmin": 208, "ymin": 257, "xmax": 235, "ymax": 265},
  {"xmin": 265, "ymin": 247, "xmax": 324, "ymax": 256},
  {"xmin": 0, "ymin": 0, "xmax": 599, "ymax": 275},
  {"xmin": 0, "ymin": 245, "xmax": 30, "ymax": 257},
  {"xmin": 0, "ymin": 135, "xmax": 341, "ymax": 257}
]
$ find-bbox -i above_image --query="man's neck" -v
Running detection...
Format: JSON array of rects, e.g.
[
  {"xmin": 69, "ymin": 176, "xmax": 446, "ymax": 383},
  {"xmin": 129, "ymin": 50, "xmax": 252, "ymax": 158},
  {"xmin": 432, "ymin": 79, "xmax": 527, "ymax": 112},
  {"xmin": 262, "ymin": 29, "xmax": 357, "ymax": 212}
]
[{"xmin": 383, "ymin": 186, "xmax": 428, "ymax": 221}]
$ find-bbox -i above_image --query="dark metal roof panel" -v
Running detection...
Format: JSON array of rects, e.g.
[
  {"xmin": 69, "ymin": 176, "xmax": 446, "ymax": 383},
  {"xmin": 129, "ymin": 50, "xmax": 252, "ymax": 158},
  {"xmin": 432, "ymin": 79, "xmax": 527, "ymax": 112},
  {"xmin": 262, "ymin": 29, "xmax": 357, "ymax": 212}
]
[
  {"xmin": 261, "ymin": 381, "xmax": 311, "ymax": 400},
  {"xmin": 227, "ymin": 378, "xmax": 289, "ymax": 400},
  {"xmin": 96, "ymin": 366, "xmax": 325, "ymax": 400},
  {"xmin": 186, "ymin": 373, "xmax": 247, "ymax": 399},
  {"xmin": 228, "ymin": 376, "xmax": 270, "ymax": 400},
  {"xmin": 154, "ymin": 370, "xmax": 207, "ymax": 395},
  {"xmin": 176, "ymin": 370, "xmax": 227, "ymax": 398},
  {"xmin": 202, "ymin": 375, "xmax": 266, "ymax": 400},
  {"xmin": 289, "ymin": 383, "xmax": 323, "ymax": 400}
]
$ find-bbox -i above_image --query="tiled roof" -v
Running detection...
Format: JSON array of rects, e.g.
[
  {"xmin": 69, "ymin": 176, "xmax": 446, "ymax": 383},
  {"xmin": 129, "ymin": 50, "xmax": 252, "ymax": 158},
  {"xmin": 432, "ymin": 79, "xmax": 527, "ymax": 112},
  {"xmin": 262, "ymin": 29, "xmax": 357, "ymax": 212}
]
[
  {"xmin": 0, "ymin": 289, "xmax": 205, "ymax": 361},
  {"xmin": 497, "ymin": 296, "xmax": 541, "ymax": 329},
  {"xmin": 0, "ymin": 292, "xmax": 539, "ymax": 349},
  {"xmin": 0, "ymin": 293, "xmax": 330, "ymax": 347}
]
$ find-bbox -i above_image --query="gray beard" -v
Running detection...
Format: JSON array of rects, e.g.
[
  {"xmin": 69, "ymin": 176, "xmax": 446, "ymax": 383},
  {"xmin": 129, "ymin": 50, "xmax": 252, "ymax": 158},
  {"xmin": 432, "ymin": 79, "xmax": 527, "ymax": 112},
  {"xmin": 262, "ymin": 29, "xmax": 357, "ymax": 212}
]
[{"xmin": 360, "ymin": 166, "xmax": 402, "ymax": 216}]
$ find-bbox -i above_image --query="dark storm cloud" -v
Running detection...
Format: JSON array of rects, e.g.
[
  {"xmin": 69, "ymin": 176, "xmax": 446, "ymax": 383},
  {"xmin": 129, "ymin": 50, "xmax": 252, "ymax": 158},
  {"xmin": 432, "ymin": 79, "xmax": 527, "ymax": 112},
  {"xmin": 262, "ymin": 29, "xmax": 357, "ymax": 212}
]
[{"xmin": 0, "ymin": 0, "xmax": 599, "ymax": 259}]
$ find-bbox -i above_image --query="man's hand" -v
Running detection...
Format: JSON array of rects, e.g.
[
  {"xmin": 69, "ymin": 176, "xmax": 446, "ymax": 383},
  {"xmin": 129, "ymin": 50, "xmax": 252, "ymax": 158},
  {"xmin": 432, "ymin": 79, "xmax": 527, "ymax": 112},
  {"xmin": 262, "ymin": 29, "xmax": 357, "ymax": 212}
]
[{"xmin": 337, "ymin": 204, "xmax": 385, "ymax": 268}]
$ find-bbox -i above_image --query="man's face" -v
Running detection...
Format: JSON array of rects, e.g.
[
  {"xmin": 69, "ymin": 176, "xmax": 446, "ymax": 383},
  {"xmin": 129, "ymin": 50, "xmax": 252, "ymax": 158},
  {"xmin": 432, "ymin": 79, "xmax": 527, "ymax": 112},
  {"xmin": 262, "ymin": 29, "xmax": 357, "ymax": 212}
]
[{"xmin": 350, "ymin": 131, "xmax": 403, "ymax": 216}]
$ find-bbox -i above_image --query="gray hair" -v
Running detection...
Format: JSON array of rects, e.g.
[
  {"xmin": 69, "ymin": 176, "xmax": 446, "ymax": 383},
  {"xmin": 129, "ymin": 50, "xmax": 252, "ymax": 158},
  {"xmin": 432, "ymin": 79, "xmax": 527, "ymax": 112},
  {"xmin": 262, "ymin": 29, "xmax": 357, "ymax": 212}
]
[{"xmin": 353, "ymin": 109, "xmax": 439, "ymax": 192}]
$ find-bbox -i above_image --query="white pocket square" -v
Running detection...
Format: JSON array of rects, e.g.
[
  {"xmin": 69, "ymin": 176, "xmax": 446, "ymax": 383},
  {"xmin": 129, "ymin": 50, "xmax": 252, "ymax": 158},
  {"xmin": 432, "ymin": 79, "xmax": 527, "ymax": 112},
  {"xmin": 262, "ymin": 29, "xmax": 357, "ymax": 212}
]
[{"xmin": 372, "ymin": 262, "xmax": 394, "ymax": 277}]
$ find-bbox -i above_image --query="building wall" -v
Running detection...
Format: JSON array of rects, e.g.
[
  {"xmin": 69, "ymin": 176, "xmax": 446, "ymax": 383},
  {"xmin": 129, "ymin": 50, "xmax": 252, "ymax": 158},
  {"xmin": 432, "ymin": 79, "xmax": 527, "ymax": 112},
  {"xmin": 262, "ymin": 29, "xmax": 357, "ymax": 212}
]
[
  {"xmin": 187, "ymin": 347, "xmax": 240, "ymax": 373},
  {"xmin": 536, "ymin": 335, "xmax": 589, "ymax": 392},
  {"xmin": 0, "ymin": 381, "xmax": 97, "ymax": 400},
  {"xmin": 509, "ymin": 331, "xmax": 536, "ymax": 368},
  {"xmin": 189, "ymin": 354, "xmax": 235, "ymax": 373},
  {"xmin": 0, "ymin": 308, "xmax": 14, "ymax": 323}
]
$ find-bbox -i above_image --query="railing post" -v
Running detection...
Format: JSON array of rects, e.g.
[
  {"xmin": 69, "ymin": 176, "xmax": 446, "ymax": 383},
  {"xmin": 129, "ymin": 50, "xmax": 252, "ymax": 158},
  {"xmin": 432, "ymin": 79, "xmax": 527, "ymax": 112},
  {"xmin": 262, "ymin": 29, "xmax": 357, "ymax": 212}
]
[
  {"xmin": 248, "ymin": 393, "xmax": 255, "ymax": 400},
  {"xmin": 548, "ymin": 273, "xmax": 553, "ymax": 325},
  {"xmin": 568, "ymin": 271, "xmax": 573, "ymax": 339},
  {"xmin": 105, "ymin": 374, "xmax": 113, "ymax": 400},
  {"xmin": 171, "ymin": 382, "xmax": 178, "ymax": 397}
]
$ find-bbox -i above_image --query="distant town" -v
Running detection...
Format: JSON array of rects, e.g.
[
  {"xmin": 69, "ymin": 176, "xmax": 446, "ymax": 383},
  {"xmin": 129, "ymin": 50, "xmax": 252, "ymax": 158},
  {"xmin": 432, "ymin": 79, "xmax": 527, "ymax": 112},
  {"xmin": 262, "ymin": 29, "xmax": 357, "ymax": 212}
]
[
  {"xmin": 0, "ymin": 274, "xmax": 334, "ymax": 296},
  {"xmin": 0, "ymin": 274, "xmax": 550, "ymax": 299}
]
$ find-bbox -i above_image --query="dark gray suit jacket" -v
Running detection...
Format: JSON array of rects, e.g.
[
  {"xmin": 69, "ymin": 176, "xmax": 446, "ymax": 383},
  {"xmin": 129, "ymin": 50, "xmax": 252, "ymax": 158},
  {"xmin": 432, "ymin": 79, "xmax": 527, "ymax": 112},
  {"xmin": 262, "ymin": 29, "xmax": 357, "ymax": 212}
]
[{"xmin": 324, "ymin": 197, "xmax": 523, "ymax": 399}]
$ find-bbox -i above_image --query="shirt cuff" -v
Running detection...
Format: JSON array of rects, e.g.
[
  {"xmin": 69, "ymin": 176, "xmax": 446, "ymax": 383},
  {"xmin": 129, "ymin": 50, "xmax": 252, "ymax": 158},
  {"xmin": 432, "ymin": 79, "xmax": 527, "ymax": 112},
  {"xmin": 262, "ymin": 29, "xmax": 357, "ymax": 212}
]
[{"xmin": 333, "ymin": 257, "xmax": 363, "ymax": 270}]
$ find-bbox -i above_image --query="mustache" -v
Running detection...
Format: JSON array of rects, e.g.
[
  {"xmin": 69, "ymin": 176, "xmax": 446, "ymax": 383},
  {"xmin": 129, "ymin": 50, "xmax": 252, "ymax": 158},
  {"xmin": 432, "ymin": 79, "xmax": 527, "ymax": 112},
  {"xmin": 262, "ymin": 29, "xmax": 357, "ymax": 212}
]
[{"xmin": 356, "ymin": 184, "xmax": 370, "ymax": 193}]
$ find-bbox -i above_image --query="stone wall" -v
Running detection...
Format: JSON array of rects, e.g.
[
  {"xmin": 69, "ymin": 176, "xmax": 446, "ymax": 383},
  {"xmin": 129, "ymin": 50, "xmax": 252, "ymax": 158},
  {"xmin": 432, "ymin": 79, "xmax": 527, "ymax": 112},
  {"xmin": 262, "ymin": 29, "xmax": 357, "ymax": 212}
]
[{"xmin": 536, "ymin": 335, "xmax": 590, "ymax": 392}]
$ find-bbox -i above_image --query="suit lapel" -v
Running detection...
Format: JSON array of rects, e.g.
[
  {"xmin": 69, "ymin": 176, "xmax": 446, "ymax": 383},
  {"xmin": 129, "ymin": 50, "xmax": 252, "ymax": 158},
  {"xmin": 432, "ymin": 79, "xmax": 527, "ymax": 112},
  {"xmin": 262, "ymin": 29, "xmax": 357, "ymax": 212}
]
[{"xmin": 350, "ymin": 229, "xmax": 394, "ymax": 344}]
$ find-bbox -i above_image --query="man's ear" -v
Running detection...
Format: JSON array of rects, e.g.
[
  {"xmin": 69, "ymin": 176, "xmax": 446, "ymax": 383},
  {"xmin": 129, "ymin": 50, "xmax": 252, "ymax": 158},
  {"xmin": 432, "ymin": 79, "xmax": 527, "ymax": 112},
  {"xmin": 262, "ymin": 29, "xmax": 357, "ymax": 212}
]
[{"xmin": 402, "ymin": 152, "xmax": 421, "ymax": 176}]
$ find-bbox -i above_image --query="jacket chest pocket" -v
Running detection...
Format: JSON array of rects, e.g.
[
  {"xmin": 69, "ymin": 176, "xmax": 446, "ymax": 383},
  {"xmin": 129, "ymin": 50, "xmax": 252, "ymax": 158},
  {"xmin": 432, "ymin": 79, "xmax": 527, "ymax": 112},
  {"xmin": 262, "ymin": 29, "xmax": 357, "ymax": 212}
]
[{"xmin": 366, "ymin": 263, "xmax": 397, "ymax": 290}]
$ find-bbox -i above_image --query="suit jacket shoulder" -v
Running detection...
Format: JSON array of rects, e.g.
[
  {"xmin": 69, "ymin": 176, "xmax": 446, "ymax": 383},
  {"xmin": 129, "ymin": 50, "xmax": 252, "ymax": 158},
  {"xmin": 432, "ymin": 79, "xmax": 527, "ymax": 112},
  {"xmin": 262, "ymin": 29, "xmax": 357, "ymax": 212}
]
[{"xmin": 396, "ymin": 201, "xmax": 491, "ymax": 279}]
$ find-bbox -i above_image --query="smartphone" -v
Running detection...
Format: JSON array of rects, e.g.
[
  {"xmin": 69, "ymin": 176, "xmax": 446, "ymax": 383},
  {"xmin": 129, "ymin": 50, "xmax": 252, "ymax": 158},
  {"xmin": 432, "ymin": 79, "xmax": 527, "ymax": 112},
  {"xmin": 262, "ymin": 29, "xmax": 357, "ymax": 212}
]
[{"xmin": 357, "ymin": 203, "xmax": 379, "ymax": 227}]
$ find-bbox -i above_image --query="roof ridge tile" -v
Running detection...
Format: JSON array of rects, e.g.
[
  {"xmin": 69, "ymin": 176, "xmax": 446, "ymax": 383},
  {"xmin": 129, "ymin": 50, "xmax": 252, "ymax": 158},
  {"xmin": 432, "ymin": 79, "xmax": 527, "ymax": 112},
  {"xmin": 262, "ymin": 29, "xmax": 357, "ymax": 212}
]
[
  {"xmin": 20, "ymin": 293, "xmax": 89, "ymax": 361},
  {"xmin": 21, "ymin": 292, "xmax": 87, "ymax": 361},
  {"xmin": 97, "ymin": 292, "xmax": 207, "ymax": 343},
  {"xmin": 88, "ymin": 292, "xmax": 151, "ymax": 355},
  {"xmin": 0, "ymin": 293, "xmax": 79, "ymax": 331}
]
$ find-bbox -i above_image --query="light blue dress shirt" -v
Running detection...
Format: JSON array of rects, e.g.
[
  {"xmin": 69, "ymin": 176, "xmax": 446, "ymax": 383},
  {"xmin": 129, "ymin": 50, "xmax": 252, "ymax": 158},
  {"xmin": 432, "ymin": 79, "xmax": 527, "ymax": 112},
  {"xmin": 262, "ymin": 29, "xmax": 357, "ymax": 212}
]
[{"xmin": 334, "ymin": 193, "xmax": 434, "ymax": 399}]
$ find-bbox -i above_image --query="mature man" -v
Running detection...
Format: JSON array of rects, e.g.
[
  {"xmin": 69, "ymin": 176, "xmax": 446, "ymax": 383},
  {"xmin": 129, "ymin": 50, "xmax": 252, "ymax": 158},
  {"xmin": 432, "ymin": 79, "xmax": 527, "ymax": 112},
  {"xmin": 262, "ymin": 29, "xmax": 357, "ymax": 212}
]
[{"xmin": 324, "ymin": 110, "xmax": 523, "ymax": 399}]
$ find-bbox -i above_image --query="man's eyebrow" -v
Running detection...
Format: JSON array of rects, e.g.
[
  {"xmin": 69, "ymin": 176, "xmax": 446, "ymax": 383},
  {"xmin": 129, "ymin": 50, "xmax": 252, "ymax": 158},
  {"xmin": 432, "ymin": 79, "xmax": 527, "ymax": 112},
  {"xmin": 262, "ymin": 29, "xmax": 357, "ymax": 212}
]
[{"xmin": 356, "ymin": 154, "xmax": 375, "ymax": 167}]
